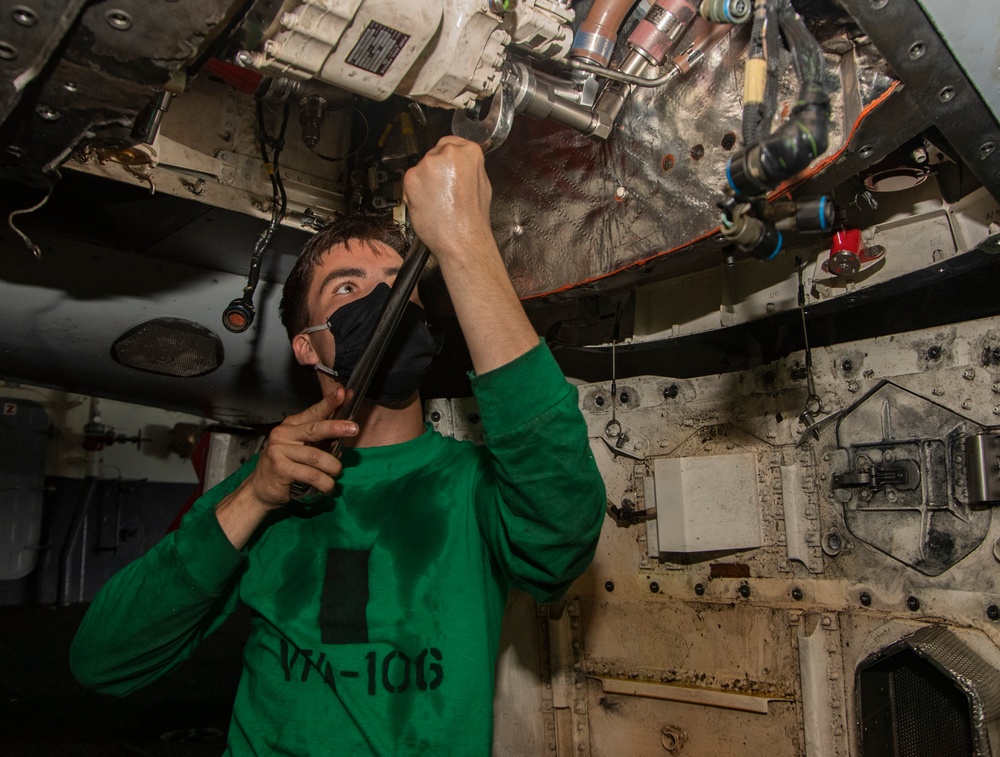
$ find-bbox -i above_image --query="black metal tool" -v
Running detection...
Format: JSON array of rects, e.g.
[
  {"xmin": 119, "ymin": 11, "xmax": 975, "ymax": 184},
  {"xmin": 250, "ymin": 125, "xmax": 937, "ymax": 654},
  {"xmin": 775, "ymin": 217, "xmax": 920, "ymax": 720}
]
[{"xmin": 289, "ymin": 236, "xmax": 431, "ymax": 501}]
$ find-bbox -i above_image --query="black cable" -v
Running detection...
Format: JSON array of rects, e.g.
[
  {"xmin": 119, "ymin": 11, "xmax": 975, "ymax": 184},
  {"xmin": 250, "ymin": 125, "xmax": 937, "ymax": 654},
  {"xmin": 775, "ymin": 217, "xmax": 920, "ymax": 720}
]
[
  {"xmin": 761, "ymin": 0, "xmax": 783, "ymax": 140},
  {"xmin": 246, "ymin": 103, "xmax": 290, "ymax": 297},
  {"xmin": 727, "ymin": 0, "xmax": 831, "ymax": 198},
  {"xmin": 223, "ymin": 103, "xmax": 290, "ymax": 332},
  {"xmin": 309, "ymin": 107, "xmax": 370, "ymax": 163},
  {"xmin": 742, "ymin": 0, "xmax": 768, "ymax": 147}
]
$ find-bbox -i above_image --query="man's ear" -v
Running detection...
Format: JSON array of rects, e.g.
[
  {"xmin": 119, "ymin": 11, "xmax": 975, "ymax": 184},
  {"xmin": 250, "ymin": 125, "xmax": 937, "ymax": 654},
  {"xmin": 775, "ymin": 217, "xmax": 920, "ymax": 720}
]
[{"xmin": 292, "ymin": 333, "xmax": 319, "ymax": 367}]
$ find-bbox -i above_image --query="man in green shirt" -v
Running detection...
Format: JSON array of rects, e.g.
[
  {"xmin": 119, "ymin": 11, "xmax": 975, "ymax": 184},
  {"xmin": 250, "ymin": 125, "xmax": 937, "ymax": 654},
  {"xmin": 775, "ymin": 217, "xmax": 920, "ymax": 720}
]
[{"xmin": 71, "ymin": 136, "xmax": 606, "ymax": 755}]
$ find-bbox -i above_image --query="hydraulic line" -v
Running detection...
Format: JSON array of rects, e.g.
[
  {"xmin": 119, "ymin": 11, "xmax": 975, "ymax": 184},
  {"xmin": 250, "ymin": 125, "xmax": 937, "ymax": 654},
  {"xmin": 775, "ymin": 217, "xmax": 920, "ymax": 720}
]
[{"xmin": 572, "ymin": 0, "xmax": 637, "ymax": 66}]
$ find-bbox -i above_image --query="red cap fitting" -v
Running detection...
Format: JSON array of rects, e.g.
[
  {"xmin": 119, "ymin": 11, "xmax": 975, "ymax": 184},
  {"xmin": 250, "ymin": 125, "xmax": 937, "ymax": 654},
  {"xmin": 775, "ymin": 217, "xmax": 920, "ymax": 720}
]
[{"xmin": 823, "ymin": 228, "xmax": 885, "ymax": 276}]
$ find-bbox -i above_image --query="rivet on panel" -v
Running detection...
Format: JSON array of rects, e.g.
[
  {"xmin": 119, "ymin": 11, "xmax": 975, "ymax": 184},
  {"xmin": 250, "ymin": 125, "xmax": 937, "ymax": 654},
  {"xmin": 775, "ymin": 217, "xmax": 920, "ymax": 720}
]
[
  {"xmin": 11, "ymin": 6, "xmax": 38, "ymax": 26},
  {"xmin": 105, "ymin": 9, "xmax": 133, "ymax": 30}
]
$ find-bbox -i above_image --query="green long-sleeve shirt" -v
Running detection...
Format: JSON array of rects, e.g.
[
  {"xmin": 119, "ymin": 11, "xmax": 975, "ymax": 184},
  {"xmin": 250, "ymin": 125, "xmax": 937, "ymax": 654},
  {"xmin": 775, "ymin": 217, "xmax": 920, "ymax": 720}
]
[{"xmin": 71, "ymin": 341, "xmax": 605, "ymax": 756}]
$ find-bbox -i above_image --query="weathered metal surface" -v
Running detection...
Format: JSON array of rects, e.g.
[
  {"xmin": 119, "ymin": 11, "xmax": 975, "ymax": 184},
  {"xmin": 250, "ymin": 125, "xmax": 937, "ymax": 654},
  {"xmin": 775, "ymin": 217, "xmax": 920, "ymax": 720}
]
[
  {"xmin": 0, "ymin": 0, "xmax": 237, "ymax": 185},
  {"xmin": 456, "ymin": 313, "xmax": 1000, "ymax": 754}
]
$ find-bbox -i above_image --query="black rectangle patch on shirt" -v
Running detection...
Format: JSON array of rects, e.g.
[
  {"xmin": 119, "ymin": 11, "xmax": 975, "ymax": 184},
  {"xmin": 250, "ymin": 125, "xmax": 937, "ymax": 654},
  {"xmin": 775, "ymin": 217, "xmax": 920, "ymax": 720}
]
[
  {"xmin": 319, "ymin": 549, "xmax": 370, "ymax": 645},
  {"xmin": 345, "ymin": 21, "xmax": 409, "ymax": 77}
]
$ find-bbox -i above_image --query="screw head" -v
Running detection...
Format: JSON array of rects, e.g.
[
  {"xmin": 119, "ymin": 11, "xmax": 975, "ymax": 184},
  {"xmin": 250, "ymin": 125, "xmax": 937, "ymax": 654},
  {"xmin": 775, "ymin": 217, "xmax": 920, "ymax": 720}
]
[
  {"xmin": 595, "ymin": 395, "xmax": 605, "ymax": 407},
  {"xmin": 858, "ymin": 144, "xmax": 874, "ymax": 159},
  {"xmin": 663, "ymin": 384, "xmax": 679, "ymax": 399},
  {"xmin": 649, "ymin": 581, "xmax": 660, "ymax": 594},
  {"xmin": 791, "ymin": 588, "xmax": 803, "ymax": 601},
  {"xmin": 11, "ymin": 6, "xmax": 38, "ymax": 26},
  {"xmin": 980, "ymin": 142, "xmax": 997, "ymax": 160},
  {"xmin": 906, "ymin": 595, "xmax": 921, "ymax": 611},
  {"xmin": 605, "ymin": 580, "xmax": 615, "ymax": 593},
  {"xmin": 842, "ymin": 359, "xmax": 853, "ymax": 373},
  {"xmin": 468, "ymin": 413, "xmax": 480, "ymax": 425},
  {"xmin": 738, "ymin": 583, "xmax": 751, "ymax": 598},
  {"xmin": 860, "ymin": 591, "xmax": 872, "ymax": 606},
  {"xmin": 908, "ymin": 41, "xmax": 925, "ymax": 59},
  {"xmin": 694, "ymin": 583, "xmax": 705, "ymax": 596},
  {"xmin": 619, "ymin": 392, "xmax": 629, "ymax": 404},
  {"xmin": 429, "ymin": 411, "xmax": 441, "ymax": 422},
  {"xmin": 988, "ymin": 605, "xmax": 1000, "ymax": 621},
  {"xmin": 927, "ymin": 345, "xmax": 942, "ymax": 360},
  {"xmin": 938, "ymin": 85, "xmax": 956, "ymax": 102},
  {"xmin": 0, "ymin": 42, "xmax": 17, "ymax": 61}
]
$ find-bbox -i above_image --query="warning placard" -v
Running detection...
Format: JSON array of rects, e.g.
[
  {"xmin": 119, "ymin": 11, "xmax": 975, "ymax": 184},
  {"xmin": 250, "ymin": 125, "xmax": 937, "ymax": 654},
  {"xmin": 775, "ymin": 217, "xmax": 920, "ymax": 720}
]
[{"xmin": 346, "ymin": 21, "xmax": 409, "ymax": 77}]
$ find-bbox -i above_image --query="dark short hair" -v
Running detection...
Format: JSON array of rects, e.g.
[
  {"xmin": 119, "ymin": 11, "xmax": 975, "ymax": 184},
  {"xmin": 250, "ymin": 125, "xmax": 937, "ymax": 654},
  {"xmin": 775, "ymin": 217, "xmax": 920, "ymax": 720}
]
[{"xmin": 279, "ymin": 215, "xmax": 408, "ymax": 339}]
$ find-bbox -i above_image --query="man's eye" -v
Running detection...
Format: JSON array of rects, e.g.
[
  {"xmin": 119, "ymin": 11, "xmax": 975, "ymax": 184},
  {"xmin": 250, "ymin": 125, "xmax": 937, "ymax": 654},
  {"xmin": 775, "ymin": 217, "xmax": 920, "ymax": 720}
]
[{"xmin": 334, "ymin": 283, "xmax": 357, "ymax": 295}]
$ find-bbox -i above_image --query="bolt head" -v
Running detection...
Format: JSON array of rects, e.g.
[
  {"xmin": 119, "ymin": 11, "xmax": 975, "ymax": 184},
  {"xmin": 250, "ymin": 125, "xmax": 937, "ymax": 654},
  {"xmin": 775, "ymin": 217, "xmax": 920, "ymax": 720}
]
[
  {"xmin": 907, "ymin": 595, "xmax": 920, "ymax": 611},
  {"xmin": 988, "ymin": 605, "xmax": 1000, "ymax": 621},
  {"xmin": 860, "ymin": 591, "xmax": 872, "ymax": 606}
]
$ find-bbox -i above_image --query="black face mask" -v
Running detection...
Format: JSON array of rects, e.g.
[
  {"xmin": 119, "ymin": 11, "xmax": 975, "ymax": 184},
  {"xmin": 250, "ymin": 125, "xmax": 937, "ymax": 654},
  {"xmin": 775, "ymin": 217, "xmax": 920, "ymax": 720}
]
[{"xmin": 303, "ymin": 283, "xmax": 437, "ymax": 406}]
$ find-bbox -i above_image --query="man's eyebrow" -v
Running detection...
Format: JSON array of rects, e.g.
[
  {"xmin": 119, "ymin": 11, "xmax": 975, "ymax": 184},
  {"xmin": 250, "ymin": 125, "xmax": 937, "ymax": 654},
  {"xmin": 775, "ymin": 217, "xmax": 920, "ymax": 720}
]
[{"xmin": 317, "ymin": 265, "xmax": 401, "ymax": 294}]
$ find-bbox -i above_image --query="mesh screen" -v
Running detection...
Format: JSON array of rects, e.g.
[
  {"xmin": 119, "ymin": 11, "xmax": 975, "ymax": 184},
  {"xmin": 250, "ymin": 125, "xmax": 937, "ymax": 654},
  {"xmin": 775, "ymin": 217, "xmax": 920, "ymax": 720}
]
[
  {"xmin": 859, "ymin": 648, "xmax": 976, "ymax": 757},
  {"xmin": 111, "ymin": 319, "xmax": 223, "ymax": 377},
  {"xmin": 894, "ymin": 657, "xmax": 974, "ymax": 757}
]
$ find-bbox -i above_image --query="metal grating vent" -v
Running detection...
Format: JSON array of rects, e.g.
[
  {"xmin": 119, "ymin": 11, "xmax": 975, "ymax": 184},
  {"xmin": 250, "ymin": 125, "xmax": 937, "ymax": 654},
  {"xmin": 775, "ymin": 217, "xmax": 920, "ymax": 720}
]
[
  {"xmin": 110, "ymin": 318, "xmax": 224, "ymax": 378},
  {"xmin": 857, "ymin": 625, "xmax": 1000, "ymax": 757}
]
